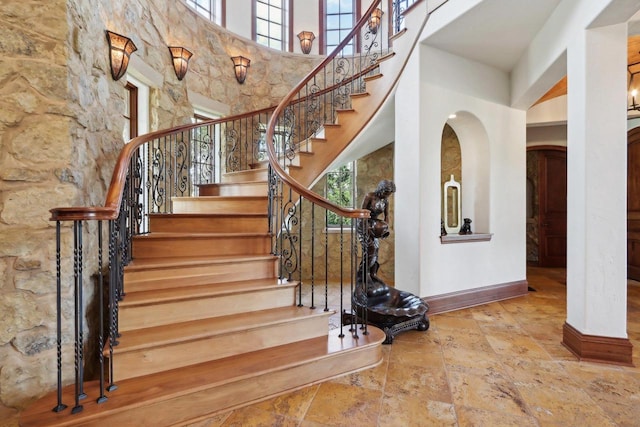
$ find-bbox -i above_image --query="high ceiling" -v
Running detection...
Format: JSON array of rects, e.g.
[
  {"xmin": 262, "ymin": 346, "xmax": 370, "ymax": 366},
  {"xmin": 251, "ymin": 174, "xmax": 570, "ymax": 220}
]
[{"xmin": 424, "ymin": 0, "xmax": 564, "ymax": 72}]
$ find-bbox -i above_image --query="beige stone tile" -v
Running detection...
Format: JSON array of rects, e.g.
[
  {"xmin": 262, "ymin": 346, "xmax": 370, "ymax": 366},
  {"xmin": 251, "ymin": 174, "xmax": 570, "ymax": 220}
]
[
  {"xmin": 185, "ymin": 412, "xmax": 232, "ymax": 427},
  {"xmin": 379, "ymin": 394, "xmax": 457, "ymax": 427},
  {"xmin": 387, "ymin": 339, "xmax": 445, "ymax": 367},
  {"xmin": 484, "ymin": 330, "xmax": 552, "ymax": 360},
  {"xmin": 441, "ymin": 346, "xmax": 501, "ymax": 370},
  {"xmin": 252, "ymin": 384, "xmax": 319, "ymax": 419},
  {"xmin": 447, "ymin": 364, "xmax": 530, "ymax": 418},
  {"xmin": 434, "ymin": 315, "xmax": 482, "ymax": 332},
  {"xmin": 499, "ymin": 357, "xmax": 580, "ymax": 391},
  {"xmin": 470, "ymin": 302, "xmax": 521, "ymax": 326},
  {"xmin": 455, "ymin": 406, "xmax": 539, "ymax": 427},
  {"xmin": 384, "ymin": 362, "xmax": 453, "ymax": 404},
  {"xmin": 303, "ymin": 382, "xmax": 383, "ymax": 426},
  {"xmin": 330, "ymin": 349, "xmax": 389, "ymax": 390},
  {"xmin": 221, "ymin": 406, "xmax": 300, "ymax": 427}
]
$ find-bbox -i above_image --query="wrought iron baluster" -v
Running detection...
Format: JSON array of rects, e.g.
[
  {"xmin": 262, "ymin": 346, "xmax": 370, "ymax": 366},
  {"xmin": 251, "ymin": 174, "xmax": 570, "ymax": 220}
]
[
  {"xmin": 298, "ymin": 196, "xmax": 303, "ymax": 306},
  {"xmin": 339, "ymin": 219, "xmax": 345, "ymax": 338},
  {"xmin": 71, "ymin": 220, "xmax": 85, "ymax": 414},
  {"xmin": 52, "ymin": 221, "xmax": 67, "ymax": 413},
  {"xmin": 96, "ymin": 221, "xmax": 107, "ymax": 404},
  {"xmin": 107, "ymin": 220, "xmax": 118, "ymax": 392},
  {"xmin": 324, "ymin": 209, "xmax": 329, "ymax": 312},
  {"xmin": 310, "ymin": 202, "xmax": 315, "ymax": 309}
]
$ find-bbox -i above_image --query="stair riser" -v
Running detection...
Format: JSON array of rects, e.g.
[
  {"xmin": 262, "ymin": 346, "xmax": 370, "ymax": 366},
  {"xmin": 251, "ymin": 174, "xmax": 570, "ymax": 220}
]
[
  {"xmin": 112, "ymin": 316, "xmax": 330, "ymax": 380},
  {"xmin": 118, "ymin": 287, "xmax": 296, "ymax": 331},
  {"xmin": 221, "ymin": 169, "xmax": 267, "ymax": 183},
  {"xmin": 132, "ymin": 236, "xmax": 272, "ymax": 258},
  {"xmin": 149, "ymin": 216, "xmax": 268, "ymax": 233},
  {"xmin": 172, "ymin": 198, "xmax": 267, "ymax": 214},
  {"xmin": 198, "ymin": 183, "xmax": 267, "ymax": 197},
  {"xmin": 86, "ymin": 345, "xmax": 383, "ymax": 427},
  {"xmin": 124, "ymin": 259, "xmax": 278, "ymax": 292}
]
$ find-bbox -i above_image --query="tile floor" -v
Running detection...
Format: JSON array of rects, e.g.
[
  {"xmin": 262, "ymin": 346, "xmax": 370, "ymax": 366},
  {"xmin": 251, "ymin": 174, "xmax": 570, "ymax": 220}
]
[{"xmin": 188, "ymin": 267, "xmax": 640, "ymax": 426}]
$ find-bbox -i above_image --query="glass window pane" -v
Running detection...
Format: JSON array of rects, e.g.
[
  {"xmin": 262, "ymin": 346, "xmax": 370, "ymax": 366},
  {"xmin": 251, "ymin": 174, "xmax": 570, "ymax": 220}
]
[
  {"xmin": 340, "ymin": 14, "xmax": 352, "ymax": 28},
  {"xmin": 340, "ymin": 0, "xmax": 353, "ymax": 13},
  {"xmin": 256, "ymin": 19, "xmax": 269, "ymax": 35},
  {"xmin": 269, "ymin": 38, "xmax": 281, "ymax": 49},
  {"xmin": 256, "ymin": 2, "xmax": 269, "ymax": 18},
  {"xmin": 327, "ymin": 30, "xmax": 340, "ymax": 46},
  {"xmin": 270, "ymin": 6, "xmax": 282, "ymax": 24},
  {"xmin": 269, "ymin": 23, "xmax": 282, "ymax": 39},
  {"xmin": 327, "ymin": 15, "xmax": 339, "ymax": 28},
  {"xmin": 270, "ymin": 0, "xmax": 282, "ymax": 8},
  {"xmin": 256, "ymin": 34, "xmax": 269, "ymax": 46}
]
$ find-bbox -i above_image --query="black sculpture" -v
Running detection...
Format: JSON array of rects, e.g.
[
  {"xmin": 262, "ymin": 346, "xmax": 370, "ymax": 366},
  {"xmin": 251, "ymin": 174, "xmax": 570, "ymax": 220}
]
[
  {"xmin": 459, "ymin": 218, "xmax": 472, "ymax": 235},
  {"xmin": 344, "ymin": 180, "xmax": 429, "ymax": 344}
]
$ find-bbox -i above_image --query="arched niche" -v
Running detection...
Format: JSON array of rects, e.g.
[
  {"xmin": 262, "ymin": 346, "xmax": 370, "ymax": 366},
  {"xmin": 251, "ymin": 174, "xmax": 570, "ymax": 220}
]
[
  {"xmin": 444, "ymin": 111, "xmax": 491, "ymax": 233},
  {"xmin": 441, "ymin": 124, "xmax": 462, "ymax": 232}
]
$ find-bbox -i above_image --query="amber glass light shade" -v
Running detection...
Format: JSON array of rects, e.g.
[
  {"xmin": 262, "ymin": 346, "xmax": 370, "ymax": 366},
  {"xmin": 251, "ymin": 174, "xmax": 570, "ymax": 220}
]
[
  {"xmin": 231, "ymin": 56, "xmax": 251, "ymax": 84},
  {"xmin": 106, "ymin": 30, "xmax": 137, "ymax": 81},
  {"xmin": 368, "ymin": 8, "xmax": 384, "ymax": 34},
  {"xmin": 297, "ymin": 31, "xmax": 315, "ymax": 54},
  {"xmin": 169, "ymin": 47, "xmax": 193, "ymax": 80}
]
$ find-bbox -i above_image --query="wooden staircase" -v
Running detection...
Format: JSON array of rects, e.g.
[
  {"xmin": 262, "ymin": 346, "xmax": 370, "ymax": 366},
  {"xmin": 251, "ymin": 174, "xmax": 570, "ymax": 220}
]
[
  {"xmin": 20, "ymin": 167, "xmax": 385, "ymax": 427},
  {"xmin": 20, "ymin": 2, "xmax": 434, "ymax": 424}
]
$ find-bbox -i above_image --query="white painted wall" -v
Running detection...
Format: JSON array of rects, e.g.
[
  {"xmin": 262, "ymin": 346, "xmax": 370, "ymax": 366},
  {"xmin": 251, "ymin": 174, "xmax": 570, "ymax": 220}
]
[
  {"xmin": 226, "ymin": 0, "xmax": 253, "ymax": 40},
  {"xmin": 394, "ymin": 44, "xmax": 526, "ymax": 298}
]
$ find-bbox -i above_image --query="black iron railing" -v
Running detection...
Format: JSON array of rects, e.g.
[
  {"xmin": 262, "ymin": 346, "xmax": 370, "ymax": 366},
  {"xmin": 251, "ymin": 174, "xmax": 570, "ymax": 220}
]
[{"xmin": 45, "ymin": 0, "xmax": 436, "ymax": 418}]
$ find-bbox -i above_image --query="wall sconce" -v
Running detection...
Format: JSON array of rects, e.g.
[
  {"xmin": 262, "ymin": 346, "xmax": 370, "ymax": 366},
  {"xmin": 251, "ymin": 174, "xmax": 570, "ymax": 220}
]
[
  {"xmin": 230, "ymin": 56, "xmax": 250, "ymax": 84},
  {"xmin": 168, "ymin": 46, "xmax": 193, "ymax": 81},
  {"xmin": 368, "ymin": 8, "xmax": 384, "ymax": 34},
  {"xmin": 106, "ymin": 30, "xmax": 137, "ymax": 81},
  {"xmin": 297, "ymin": 31, "xmax": 315, "ymax": 54}
]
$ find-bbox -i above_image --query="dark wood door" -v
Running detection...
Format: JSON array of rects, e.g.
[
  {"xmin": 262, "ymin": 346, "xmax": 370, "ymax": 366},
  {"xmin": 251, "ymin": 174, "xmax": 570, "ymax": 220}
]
[
  {"xmin": 538, "ymin": 150, "xmax": 567, "ymax": 267},
  {"xmin": 628, "ymin": 128, "xmax": 640, "ymax": 280}
]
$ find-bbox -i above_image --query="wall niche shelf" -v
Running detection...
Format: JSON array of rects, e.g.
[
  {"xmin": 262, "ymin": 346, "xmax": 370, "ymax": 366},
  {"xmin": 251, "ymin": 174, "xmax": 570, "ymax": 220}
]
[{"xmin": 440, "ymin": 233, "xmax": 493, "ymax": 244}]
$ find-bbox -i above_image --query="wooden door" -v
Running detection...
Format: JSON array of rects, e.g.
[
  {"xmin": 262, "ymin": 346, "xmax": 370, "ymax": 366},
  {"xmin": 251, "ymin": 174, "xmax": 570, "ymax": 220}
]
[
  {"xmin": 628, "ymin": 128, "xmax": 640, "ymax": 280},
  {"xmin": 538, "ymin": 149, "xmax": 567, "ymax": 267}
]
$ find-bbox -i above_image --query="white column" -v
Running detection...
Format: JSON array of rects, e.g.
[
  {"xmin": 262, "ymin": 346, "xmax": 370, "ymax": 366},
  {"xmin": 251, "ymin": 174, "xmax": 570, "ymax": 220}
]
[
  {"xmin": 394, "ymin": 49, "xmax": 422, "ymax": 297},
  {"xmin": 566, "ymin": 23, "xmax": 628, "ymax": 338}
]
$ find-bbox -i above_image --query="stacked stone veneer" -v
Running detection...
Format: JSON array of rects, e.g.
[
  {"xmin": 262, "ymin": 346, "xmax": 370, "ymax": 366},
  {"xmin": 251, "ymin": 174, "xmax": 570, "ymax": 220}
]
[{"xmin": 0, "ymin": 0, "xmax": 319, "ymax": 421}]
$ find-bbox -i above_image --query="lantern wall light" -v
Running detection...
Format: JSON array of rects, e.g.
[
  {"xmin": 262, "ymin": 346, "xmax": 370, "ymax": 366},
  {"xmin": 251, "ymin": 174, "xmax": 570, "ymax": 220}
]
[
  {"xmin": 231, "ymin": 56, "xmax": 251, "ymax": 84},
  {"xmin": 106, "ymin": 30, "xmax": 137, "ymax": 81},
  {"xmin": 169, "ymin": 46, "xmax": 193, "ymax": 80},
  {"xmin": 297, "ymin": 31, "xmax": 315, "ymax": 54},
  {"xmin": 368, "ymin": 8, "xmax": 384, "ymax": 34}
]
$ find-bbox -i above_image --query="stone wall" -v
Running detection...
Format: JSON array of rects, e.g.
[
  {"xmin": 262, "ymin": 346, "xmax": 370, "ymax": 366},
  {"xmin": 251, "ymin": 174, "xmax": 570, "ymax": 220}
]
[{"xmin": 0, "ymin": 0, "xmax": 318, "ymax": 421}]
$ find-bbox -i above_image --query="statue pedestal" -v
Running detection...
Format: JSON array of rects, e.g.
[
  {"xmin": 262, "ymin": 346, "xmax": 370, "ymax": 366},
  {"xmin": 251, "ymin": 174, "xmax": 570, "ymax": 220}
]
[{"xmin": 342, "ymin": 286, "xmax": 430, "ymax": 344}]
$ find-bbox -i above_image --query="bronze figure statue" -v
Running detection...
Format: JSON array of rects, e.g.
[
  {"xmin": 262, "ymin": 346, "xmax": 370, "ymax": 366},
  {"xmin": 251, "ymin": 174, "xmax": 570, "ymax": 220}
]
[{"xmin": 345, "ymin": 180, "xmax": 429, "ymax": 344}]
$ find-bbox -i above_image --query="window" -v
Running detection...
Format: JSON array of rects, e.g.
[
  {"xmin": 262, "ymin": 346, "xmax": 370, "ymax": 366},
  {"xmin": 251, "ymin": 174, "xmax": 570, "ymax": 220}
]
[
  {"xmin": 321, "ymin": 0, "xmax": 360, "ymax": 55},
  {"xmin": 123, "ymin": 82, "xmax": 138, "ymax": 141},
  {"xmin": 325, "ymin": 162, "xmax": 355, "ymax": 227},
  {"xmin": 254, "ymin": 0, "xmax": 290, "ymax": 51},
  {"xmin": 185, "ymin": 0, "xmax": 225, "ymax": 26},
  {"xmin": 191, "ymin": 109, "xmax": 222, "ymax": 187}
]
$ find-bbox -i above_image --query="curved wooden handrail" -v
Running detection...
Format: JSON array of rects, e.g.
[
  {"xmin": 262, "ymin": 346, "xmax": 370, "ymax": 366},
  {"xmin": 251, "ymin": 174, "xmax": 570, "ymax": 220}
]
[
  {"xmin": 50, "ymin": 106, "xmax": 275, "ymax": 222},
  {"xmin": 265, "ymin": 0, "xmax": 435, "ymax": 219},
  {"xmin": 265, "ymin": 0, "xmax": 385, "ymax": 220}
]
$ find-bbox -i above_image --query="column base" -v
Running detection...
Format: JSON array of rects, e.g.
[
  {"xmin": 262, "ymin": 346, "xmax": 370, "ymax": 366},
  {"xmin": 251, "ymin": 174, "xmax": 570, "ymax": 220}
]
[{"xmin": 562, "ymin": 322, "xmax": 634, "ymax": 366}]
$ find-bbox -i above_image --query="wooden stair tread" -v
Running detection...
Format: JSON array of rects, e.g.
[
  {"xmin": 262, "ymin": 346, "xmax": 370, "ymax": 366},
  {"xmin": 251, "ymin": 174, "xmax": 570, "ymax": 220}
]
[
  {"xmin": 149, "ymin": 212, "xmax": 267, "ymax": 219},
  {"xmin": 172, "ymin": 196, "xmax": 268, "ymax": 201},
  {"xmin": 20, "ymin": 328, "xmax": 385, "ymax": 427},
  {"xmin": 134, "ymin": 231, "xmax": 270, "ymax": 239},
  {"xmin": 126, "ymin": 254, "xmax": 276, "ymax": 270},
  {"xmin": 198, "ymin": 180, "xmax": 266, "ymax": 186},
  {"xmin": 115, "ymin": 306, "xmax": 330, "ymax": 352},
  {"xmin": 120, "ymin": 278, "xmax": 294, "ymax": 306}
]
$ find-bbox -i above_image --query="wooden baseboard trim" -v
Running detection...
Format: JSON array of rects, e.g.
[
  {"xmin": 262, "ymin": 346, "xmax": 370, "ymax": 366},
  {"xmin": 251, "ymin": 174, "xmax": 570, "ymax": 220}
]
[
  {"xmin": 424, "ymin": 280, "xmax": 528, "ymax": 315},
  {"xmin": 562, "ymin": 322, "xmax": 634, "ymax": 366}
]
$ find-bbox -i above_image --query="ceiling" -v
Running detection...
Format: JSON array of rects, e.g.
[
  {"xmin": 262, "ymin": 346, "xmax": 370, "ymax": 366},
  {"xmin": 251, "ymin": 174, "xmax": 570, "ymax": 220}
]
[{"xmin": 424, "ymin": 0, "xmax": 564, "ymax": 72}]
